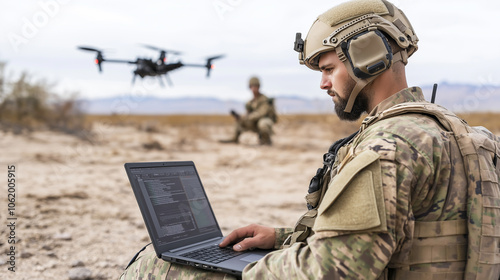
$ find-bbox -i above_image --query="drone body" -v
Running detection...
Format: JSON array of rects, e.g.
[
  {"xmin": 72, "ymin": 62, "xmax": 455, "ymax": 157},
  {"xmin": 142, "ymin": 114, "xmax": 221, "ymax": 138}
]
[{"xmin": 77, "ymin": 45, "xmax": 224, "ymax": 86}]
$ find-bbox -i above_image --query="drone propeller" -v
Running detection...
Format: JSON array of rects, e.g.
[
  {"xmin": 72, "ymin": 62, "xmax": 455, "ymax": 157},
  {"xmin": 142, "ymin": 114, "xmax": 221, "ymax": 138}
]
[
  {"xmin": 141, "ymin": 44, "xmax": 182, "ymax": 55},
  {"xmin": 141, "ymin": 44, "xmax": 182, "ymax": 65},
  {"xmin": 77, "ymin": 46, "xmax": 104, "ymax": 72},
  {"xmin": 205, "ymin": 55, "xmax": 225, "ymax": 78},
  {"xmin": 77, "ymin": 46, "xmax": 101, "ymax": 52}
]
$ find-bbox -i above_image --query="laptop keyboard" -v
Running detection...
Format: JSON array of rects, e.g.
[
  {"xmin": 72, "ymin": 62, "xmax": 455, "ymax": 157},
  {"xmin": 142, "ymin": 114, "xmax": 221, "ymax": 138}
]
[{"xmin": 181, "ymin": 246, "xmax": 244, "ymax": 264}]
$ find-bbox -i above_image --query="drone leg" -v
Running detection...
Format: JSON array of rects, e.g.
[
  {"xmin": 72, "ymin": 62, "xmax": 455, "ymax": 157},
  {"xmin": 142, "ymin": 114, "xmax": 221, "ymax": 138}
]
[
  {"xmin": 164, "ymin": 74, "xmax": 173, "ymax": 87},
  {"xmin": 158, "ymin": 76, "xmax": 165, "ymax": 87},
  {"xmin": 132, "ymin": 74, "xmax": 137, "ymax": 85}
]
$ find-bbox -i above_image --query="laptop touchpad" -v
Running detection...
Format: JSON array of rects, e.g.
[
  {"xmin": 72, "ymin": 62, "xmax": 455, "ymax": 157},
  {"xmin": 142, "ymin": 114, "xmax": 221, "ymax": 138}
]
[{"xmin": 240, "ymin": 254, "xmax": 263, "ymax": 263}]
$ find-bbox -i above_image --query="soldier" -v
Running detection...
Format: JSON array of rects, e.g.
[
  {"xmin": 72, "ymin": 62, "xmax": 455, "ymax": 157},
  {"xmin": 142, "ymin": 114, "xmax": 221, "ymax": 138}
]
[
  {"xmin": 219, "ymin": 76, "xmax": 277, "ymax": 145},
  {"xmin": 122, "ymin": 0, "xmax": 500, "ymax": 279}
]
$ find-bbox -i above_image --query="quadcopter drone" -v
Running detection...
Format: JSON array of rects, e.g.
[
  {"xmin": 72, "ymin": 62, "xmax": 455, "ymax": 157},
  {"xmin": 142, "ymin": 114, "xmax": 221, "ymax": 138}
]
[{"xmin": 77, "ymin": 44, "xmax": 224, "ymax": 86}]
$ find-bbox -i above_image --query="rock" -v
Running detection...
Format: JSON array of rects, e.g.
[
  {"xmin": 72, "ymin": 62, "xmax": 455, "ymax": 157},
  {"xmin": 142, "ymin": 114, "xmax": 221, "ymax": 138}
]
[
  {"xmin": 54, "ymin": 233, "xmax": 72, "ymax": 241},
  {"xmin": 21, "ymin": 251, "xmax": 34, "ymax": 258},
  {"xmin": 142, "ymin": 140, "xmax": 163, "ymax": 150},
  {"xmin": 68, "ymin": 267, "xmax": 92, "ymax": 280},
  {"xmin": 71, "ymin": 260, "xmax": 85, "ymax": 267}
]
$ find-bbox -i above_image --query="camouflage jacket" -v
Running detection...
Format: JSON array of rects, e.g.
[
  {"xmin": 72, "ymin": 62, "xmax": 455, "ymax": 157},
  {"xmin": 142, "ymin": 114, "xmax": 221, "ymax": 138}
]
[
  {"xmin": 245, "ymin": 93, "xmax": 277, "ymax": 123},
  {"xmin": 243, "ymin": 87, "xmax": 469, "ymax": 279}
]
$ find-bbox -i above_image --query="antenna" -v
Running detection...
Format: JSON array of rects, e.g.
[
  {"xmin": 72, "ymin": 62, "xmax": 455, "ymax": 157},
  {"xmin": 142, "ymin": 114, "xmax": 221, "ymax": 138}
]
[{"xmin": 431, "ymin": 83, "xmax": 438, "ymax": 104}]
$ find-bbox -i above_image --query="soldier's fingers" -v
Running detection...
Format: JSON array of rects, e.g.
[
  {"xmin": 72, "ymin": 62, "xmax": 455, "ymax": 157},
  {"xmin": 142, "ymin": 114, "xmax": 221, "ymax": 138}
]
[
  {"xmin": 233, "ymin": 238, "xmax": 259, "ymax": 251},
  {"xmin": 232, "ymin": 234, "xmax": 270, "ymax": 251},
  {"xmin": 219, "ymin": 225, "xmax": 257, "ymax": 247},
  {"xmin": 232, "ymin": 225, "xmax": 275, "ymax": 251}
]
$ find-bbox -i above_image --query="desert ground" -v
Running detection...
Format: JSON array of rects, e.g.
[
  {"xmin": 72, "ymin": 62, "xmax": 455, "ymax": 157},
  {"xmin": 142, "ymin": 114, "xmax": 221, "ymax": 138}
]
[{"xmin": 0, "ymin": 113, "xmax": 499, "ymax": 279}]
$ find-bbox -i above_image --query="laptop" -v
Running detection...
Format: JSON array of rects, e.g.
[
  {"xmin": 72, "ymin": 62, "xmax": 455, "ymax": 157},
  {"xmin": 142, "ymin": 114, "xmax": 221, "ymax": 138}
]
[{"xmin": 124, "ymin": 161, "xmax": 273, "ymax": 276}]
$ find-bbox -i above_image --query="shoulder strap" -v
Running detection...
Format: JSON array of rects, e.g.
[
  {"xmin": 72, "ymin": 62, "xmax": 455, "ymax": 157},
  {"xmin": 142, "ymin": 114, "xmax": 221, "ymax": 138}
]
[{"xmin": 361, "ymin": 102, "xmax": 470, "ymax": 135}]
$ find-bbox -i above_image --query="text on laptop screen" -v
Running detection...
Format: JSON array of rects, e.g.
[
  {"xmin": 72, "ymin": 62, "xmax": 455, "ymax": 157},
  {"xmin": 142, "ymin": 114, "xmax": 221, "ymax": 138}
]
[{"xmin": 129, "ymin": 165, "xmax": 219, "ymax": 246}]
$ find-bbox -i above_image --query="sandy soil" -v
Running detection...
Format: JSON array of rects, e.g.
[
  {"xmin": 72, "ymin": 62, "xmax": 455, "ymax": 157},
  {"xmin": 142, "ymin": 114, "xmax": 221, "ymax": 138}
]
[{"xmin": 0, "ymin": 116, "xmax": 359, "ymax": 279}]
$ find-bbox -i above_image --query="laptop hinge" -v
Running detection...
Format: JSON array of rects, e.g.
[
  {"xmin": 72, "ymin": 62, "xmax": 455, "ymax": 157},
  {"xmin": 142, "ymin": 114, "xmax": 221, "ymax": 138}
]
[{"xmin": 169, "ymin": 237, "xmax": 222, "ymax": 253}]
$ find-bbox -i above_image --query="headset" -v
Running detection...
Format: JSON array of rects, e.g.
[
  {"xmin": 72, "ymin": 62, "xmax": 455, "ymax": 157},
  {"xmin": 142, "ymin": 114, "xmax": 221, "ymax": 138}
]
[
  {"xmin": 342, "ymin": 30, "xmax": 393, "ymax": 79},
  {"xmin": 294, "ymin": 28, "xmax": 394, "ymax": 80}
]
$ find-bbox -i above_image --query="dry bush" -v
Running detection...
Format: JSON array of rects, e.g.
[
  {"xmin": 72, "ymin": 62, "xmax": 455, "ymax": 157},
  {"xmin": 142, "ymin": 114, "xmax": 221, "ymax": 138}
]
[{"xmin": 0, "ymin": 65, "xmax": 91, "ymax": 139}]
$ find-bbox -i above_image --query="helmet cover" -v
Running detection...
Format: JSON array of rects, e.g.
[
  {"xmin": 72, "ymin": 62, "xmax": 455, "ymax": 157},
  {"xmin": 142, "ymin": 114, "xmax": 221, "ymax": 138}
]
[{"xmin": 294, "ymin": 0, "xmax": 418, "ymax": 112}]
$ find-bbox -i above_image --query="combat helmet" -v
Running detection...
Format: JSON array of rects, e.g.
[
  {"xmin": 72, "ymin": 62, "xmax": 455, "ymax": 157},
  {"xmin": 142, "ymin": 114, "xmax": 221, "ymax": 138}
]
[
  {"xmin": 249, "ymin": 76, "xmax": 260, "ymax": 87},
  {"xmin": 294, "ymin": 0, "xmax": 418, "ymax": 112}
]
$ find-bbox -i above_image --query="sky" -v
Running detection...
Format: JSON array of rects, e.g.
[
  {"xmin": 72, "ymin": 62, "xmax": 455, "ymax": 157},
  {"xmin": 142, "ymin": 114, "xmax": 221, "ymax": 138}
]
[{"xmin": 1, "ymin": 0, "xmax": 499, "ymax": 102}]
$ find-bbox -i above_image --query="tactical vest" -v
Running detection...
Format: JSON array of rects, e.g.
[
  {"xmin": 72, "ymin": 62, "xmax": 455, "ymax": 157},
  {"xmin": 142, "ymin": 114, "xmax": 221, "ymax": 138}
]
[{"xmin": 285, "ymin": 102, "xmax": 500, "ymax": 280}]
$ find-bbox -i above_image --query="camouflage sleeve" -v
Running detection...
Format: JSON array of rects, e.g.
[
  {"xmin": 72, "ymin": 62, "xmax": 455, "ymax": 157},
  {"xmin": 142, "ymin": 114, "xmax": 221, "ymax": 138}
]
[
  {"xmin": 243, "ymin": 116, "xmax": 439, "ymax": 279},
  {"xmin": 120, "ymin": 250, "xmax": 239, "ymax": 280},
  {"xmin": 274, "ymin": 228, "xmax": 293, "ymax": 249},
  {"xmin": 243, "ymin": 232, "xmax": 395, "ymax": 279}
]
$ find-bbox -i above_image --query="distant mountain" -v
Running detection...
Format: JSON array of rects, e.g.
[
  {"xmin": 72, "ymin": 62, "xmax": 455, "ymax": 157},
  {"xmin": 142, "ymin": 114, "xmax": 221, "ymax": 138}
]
[
  {"xmin": 80, "ymin": 83, "xmax": 500, "ymax": 115},
  {"xmin": 79, "ymin": 96, "xmax": 335, "ymax": 115},
  {"xmin": 79, "ymin": 96, "xmax": 240, "ymax": 115}
]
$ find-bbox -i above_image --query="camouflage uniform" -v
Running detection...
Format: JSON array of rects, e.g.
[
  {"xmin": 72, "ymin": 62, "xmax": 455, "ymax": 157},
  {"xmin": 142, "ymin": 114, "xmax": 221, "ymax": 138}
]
[
  {"xmin": 121, "ymin": 87, "xmax": 498, "ymax": 279},
  {"xmin": 232, "ymin": 93, "xmax": 277, "ymax": 145},
  {"xmin": 120, "ymin": 250, "xmax": 238, "ymax": 280},
  {"xmin": 243, "ymin": 87, "xmax": 470, "ymax": 279}
]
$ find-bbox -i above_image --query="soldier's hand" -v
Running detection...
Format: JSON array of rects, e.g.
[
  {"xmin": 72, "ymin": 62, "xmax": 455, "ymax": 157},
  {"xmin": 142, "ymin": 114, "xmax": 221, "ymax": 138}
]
[{"xmin": 219, "ymin": 224, "xmax": 275, "ymax": 252}]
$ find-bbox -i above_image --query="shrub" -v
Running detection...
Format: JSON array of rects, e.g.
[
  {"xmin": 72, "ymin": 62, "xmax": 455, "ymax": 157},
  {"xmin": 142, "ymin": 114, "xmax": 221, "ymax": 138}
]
[{"xmin": 0, "ymin": 63, "xmax": 91, "ymax": 139}]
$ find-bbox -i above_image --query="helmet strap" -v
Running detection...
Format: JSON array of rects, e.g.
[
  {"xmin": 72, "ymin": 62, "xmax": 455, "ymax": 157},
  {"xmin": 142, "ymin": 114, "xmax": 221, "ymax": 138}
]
[
  {"xmin": 344, "ymin": 78, "xmax": 368, "ymax": 113},
  {"xmin": 393, "ymin": 50, "xmax": 408, "ymax": 65},
  {"xmin": 342, "ymin": 56, "xmax": 376, "ymax": 113}
]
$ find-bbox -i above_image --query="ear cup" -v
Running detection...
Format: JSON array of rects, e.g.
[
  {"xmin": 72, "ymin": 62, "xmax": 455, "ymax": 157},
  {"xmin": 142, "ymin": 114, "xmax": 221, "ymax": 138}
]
[{"xmin": 342, "ymin": 30, "xmax": 392, "ymax": 79}]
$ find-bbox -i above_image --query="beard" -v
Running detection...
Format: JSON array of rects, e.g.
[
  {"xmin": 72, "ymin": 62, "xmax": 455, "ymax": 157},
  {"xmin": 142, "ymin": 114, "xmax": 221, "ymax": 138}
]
[{"xmin": 330, "ymin": 79, "xmax": 369, "ymax": 121}]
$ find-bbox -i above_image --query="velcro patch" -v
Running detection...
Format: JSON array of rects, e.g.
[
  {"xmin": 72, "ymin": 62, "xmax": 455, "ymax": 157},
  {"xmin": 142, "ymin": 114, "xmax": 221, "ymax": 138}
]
[{"xmin": 314, "ymin": 149, "xmax": 387, "ymax": 232}]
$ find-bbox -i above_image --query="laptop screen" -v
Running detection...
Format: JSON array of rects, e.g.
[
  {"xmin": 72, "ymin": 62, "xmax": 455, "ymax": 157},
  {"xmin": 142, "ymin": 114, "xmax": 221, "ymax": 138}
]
[{"xmin": 125, "ymin": 162, "xmax": 222, "ymax": 252}]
